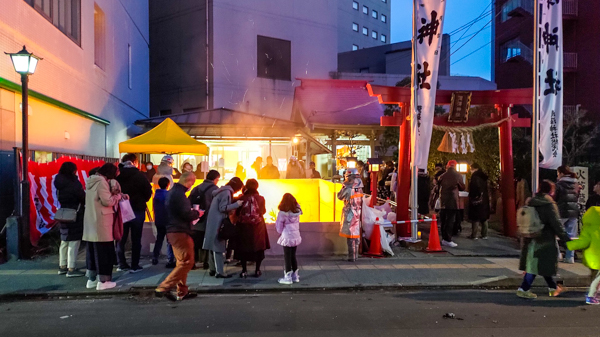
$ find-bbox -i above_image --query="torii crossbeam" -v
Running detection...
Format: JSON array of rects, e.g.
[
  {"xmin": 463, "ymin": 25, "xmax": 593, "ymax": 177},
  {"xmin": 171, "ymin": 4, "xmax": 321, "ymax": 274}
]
[{"xmin": 367, "ymin": 85, "xmax": 532, "ymax": 238}]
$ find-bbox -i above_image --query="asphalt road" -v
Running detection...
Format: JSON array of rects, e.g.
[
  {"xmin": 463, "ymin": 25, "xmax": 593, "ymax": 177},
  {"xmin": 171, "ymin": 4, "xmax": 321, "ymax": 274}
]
[{"xmin": 1, "ymin": 289, "xmax": 599, "ymax": 337}]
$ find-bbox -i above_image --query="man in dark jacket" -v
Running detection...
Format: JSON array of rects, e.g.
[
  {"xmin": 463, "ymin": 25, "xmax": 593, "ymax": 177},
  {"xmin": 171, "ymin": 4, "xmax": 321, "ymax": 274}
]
[
  {"xmin": 116, "ymin": 153, "xmax": 153, "ymax": 273},
  {"xmin": 156, "ymin": 172, "xmax": 201, "ymax": 301},
  {"xmin": 555, "ymin": 165, "xmax": 580, "ymax": 263},
  {"xmin": 259, "ymin": 156, "xmax": 280, "ymax": 179},
  {"xmin": 586, "ymin": 182, "xmax": 600, "ymax": 210},
  {"xmin": 468, "ymin": 163, "xmax": 490, "ymax": 239},
  {"xmin": 438, "ymin": 160, "xmax": 465, "ymax": 247},
  {"xmin": 417, "ymin": 169, "xmax": 431, "ymax": 215},
  {"xmin": 188, "ymin": 169, "xmax": 220, "ymax": 269}
]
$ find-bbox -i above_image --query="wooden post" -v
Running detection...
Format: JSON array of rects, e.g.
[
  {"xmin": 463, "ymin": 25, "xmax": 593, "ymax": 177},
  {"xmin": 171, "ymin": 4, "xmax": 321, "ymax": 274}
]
[{"xmin": 498, "ymin": 104, "xmax": 517, "ymax": 237}]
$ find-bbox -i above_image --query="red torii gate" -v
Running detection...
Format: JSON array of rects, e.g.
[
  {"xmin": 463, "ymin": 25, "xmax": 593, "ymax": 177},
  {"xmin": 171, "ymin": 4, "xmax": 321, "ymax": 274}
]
[{"xmin": 367, "ymin": 85, "xmax": 532, "ymax": 237}]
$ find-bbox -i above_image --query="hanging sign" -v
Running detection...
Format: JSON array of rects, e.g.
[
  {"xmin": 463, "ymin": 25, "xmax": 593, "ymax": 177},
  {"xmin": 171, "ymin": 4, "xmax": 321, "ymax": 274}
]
[
  {"xmin": 448, "ymin": 91, "xmax": 472, "ymax": 123},
  {"xmin": 537, "ymin": 0, "xmax": 563, "ymax": 169},
  {"xmin": 411, "ymin": 0, "xmax": 447, "ymax": 169}
]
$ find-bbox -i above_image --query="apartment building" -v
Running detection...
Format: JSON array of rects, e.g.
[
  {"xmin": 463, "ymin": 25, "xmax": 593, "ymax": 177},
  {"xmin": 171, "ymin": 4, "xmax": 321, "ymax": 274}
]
[{"xmin": 338, "ymin": 0, "xmax": 391, "ymax": 53}]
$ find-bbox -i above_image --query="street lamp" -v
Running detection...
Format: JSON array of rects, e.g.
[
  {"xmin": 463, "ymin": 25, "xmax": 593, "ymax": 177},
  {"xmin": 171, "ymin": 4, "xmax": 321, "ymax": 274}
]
[
  {"xmin": 6, "ymin": 46, "xmax": 41, "ymax": 252},
  {"xmin": 367, "ymin": 158, "xmax": 383, "ymax": 207}
]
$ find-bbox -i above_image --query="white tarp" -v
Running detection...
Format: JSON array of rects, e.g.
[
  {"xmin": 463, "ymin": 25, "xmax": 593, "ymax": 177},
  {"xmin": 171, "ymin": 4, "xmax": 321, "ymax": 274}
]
[
  {"xmin": 538, "ymin": 0, "xmax": 563, "ymax": 169},
  {"xmin": 411, "ymin": 0, "xmax": 447, "ymax": 169}
]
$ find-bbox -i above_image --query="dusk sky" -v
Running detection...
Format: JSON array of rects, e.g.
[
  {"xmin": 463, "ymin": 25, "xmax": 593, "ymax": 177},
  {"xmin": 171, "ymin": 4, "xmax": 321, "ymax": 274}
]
[{"xmin": 391, "ymin": 0, "xmax": 493, "ymax": 80}]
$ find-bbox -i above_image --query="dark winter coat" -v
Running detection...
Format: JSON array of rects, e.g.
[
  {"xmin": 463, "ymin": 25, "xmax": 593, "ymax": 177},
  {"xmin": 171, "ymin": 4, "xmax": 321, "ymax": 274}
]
[
  {"xmin": 188, "ymin": 179, "xmax": 219, "ymax": 232},
  {"xmin": 438, "ymin": 168, "xmax": 465, "ymax": 210},
  {"xmin": 153, "ymin": 189, "xmax": 168, "ymax": 228},
  {"xmin": 417, "ymin": 172, "xmax": 431, "ymax": 215},
  {"xmin": 54, "ymin": 173, "xmax": 85, "ymax": 241},
  {"xmin": 260, "ymin": 164, "xmax": 280, "ymax": 179},
  {"xmin": 233, "ymin": 189, "xmax": 270, "ymax": 253},
  {"xmin": 519, "ymin": 194, "xmax": 570, "ymax": 276},
  {"xmin": 555, "ymin": 176, "xmax": 580, "ymax": 219},
  {"xmin": 116, "ymin": 164, "xmax": 153, "ymax": 213},
  {"xmin": 143, "ymin": 168, "xmax": 156, "ymax": 183},
  {"xmin": 586, "ymin": 193, "xmax": 600, "ymax": 211},
  {"xmin": 468, "ymin": 169, "xmax": 490, "ymax": 222},
  {"xmin": 165, "ymin": 183, "xmax": 200, "ymax": 236}
]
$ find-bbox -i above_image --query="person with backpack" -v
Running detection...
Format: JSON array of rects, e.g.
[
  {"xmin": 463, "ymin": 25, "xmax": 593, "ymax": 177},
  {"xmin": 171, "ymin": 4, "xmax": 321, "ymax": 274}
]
[
  {"xmin": 188, "ymin": 170, "xmax": 221, "ymax": 270},
  {"xmin": 566, "ymin": 206, "xmax": 600, "ymax": 305},
  {"xmin": 203, "ymin": 177, "xmax": 244, "ymax": 278},
  {"xmin": 233, "ymin": 179, "xmax": 269, "ymax": 278},
  {"xmin": 555, "ymin": 165, "xmax": 581, "ymax": 264},
  {"xmin": 517, "ymin": 180, "xmax": 571, "ymax": 299}
]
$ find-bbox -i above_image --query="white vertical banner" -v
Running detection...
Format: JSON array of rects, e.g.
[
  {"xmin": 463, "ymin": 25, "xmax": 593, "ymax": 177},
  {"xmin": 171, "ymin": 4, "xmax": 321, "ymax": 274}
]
[
  {"xmin": 537, "ymin": 0, "xmax": 563, "ymax": 169},
  {"xmin": 411, "ymin": 0, "xmax": 446, "ymax": 169}
]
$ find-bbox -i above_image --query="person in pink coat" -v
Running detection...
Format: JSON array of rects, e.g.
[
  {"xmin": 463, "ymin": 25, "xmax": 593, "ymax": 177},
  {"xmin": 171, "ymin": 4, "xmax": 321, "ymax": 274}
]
[{"xmin": 275, "ymin": 193, "xmax": 302, "ymax": 285}]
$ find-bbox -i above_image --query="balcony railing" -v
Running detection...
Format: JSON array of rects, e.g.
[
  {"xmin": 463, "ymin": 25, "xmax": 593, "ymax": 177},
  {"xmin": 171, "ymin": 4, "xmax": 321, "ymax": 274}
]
[
  {"xmin": 564, "ymin": 52, "xmax": 578, "ymax": 69},
  {"xmin": 563, "ymin": 0, "xmax": 578, "ymax": 17}
]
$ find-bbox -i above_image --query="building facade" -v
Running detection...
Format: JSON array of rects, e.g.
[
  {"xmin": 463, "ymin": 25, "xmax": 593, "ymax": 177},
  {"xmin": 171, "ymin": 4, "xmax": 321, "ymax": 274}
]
[
  {"xmin": 494, "ymin": 0, "xmax": 599, "ymax": 118},
  {"xmin": 0, "ymin": 0, "xmax": 149, "ymax": 159},
  {"xmin": 338, "ymin": 0, "xmax": 391, "ymax": 53},
  {"xmin": 150, "ymin": 0, "xmax": 338, "ymax": 121}
]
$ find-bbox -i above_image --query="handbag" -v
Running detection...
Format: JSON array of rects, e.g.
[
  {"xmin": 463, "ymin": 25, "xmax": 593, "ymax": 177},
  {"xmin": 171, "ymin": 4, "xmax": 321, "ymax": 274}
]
[
  {"xmin": 113, "ymin": 204, "xmax": 124, "ymax": 241},
  {"xmin": 55, "ymin": 204, "xmax": 80, "ymax": 223},
  {"xmin": 119, "ymin": 199, "xmax": 137, "ymax": 223},
  {"xmin": 218, "ymin": 216, "xmax": 236, "ymax": 241}
]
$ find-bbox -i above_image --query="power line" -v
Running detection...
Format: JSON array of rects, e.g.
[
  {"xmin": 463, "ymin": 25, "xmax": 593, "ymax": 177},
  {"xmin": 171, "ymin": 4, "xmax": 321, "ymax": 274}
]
[{"xmin": 450, "ymin": 3, "xmax": 492, "ymax": 50}]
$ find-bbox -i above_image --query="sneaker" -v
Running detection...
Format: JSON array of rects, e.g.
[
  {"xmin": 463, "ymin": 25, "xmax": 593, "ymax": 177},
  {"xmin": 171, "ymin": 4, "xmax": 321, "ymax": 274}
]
[
  {"xmin": 562, "ymin": 257, "xmax": 575, "ymax": 264},
  {"xmin": 66, "ymin": 270, "xmax": 85, "ymax": 278},
  {"xmin": 129, "ymin": 266, "xmax": 143, "ymax": 274},
  {"xmin": 176, "ymin": 292, "xmax": 198, "ymax": 301},
  {"xmin": 58, "ymin": 267, "xmax": 68, "ymax": 275},
  {"xmin": 96, "ymin": 281, "xmax": 117, "ymax": 291},
  {"xmin": 586, "ymin": 296, "xmax": 600, "ymax": 305},
  {"xmin": 117, "ymin": 264, "xmax": 131, "ymax": 272},
  {"xmin": 165, "ymin": 261, "xmax": 176, "ymax": 269},
  {"xmin": 253, "ymin": 270, "xmax": 262, "ymax": 278},
  {"xmin": 291, "ymin": 270, "xmax": 300, "ymax": 283},
  {"xmin": 209, "ymin": 271, "xmax": 216, "ymax": 277},
  {"xmin": 549, "ymin": 284, "xmax": 566, "ymax": 297},
  {"xmin": 278, "ymin": 271, "xmax": 293, "ymax": 285},
  {"xmin": 441, "ymin": 240, "xmax": 458, "ymax": 248},
  {"xmin": 151, "ymin": 258, "xmax": 158, "ymax": 266},
  {"xmin": 215, "ymin": 273, "xmax": 232, "ymax": 279},
  {"xmin": 516, "ymin": 288, "xmax": 537, "ymax": 299},
  {"xmin": 86, "ymin": 279, "xmax": 98, "ymax": 289},
  {"xmin": 481, "ymin": 237, "xmax": 488, "ymax": 240}
]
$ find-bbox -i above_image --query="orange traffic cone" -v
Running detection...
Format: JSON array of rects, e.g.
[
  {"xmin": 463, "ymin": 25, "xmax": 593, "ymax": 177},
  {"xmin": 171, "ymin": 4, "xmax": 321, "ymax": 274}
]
[
  {"xmin": 426, "ymin": 214, "xmax": 443, "ymax": 252},
  {"xmin": 364, "ymin": 218, "xmax": 384, "ymax": 257}
]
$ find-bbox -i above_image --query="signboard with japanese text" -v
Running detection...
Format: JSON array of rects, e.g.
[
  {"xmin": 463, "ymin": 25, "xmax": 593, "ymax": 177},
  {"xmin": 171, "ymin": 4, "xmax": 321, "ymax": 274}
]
[
  {"xmin": 448, "ymin": 91, "xmax": 472, "ymax": 123},
  {"xmin": 537, "ymin": 0, "xmax": 563, "ymax": 169},
  {"xmin": 572, "ymin": 166, "xmax": 588, "ymax": 210},
  {"xmin": 411, "ymin": 0, "xmax": 446, "ymax": 169}
]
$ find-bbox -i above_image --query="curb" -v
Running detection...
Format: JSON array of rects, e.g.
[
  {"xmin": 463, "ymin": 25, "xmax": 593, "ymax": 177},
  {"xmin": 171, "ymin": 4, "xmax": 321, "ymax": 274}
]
[{"xmin": 0, "ymin": 276, "xmax": 591, "ymax": 302}]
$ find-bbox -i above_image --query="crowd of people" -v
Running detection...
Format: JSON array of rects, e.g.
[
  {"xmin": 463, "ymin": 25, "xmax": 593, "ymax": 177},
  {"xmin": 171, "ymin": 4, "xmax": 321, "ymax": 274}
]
[{"xmin": 53, "ymin": 153, "xmax": 306, "ymax": 300}]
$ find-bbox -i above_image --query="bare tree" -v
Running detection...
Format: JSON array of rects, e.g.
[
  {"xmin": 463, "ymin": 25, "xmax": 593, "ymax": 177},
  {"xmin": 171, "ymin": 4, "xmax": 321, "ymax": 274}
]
[{"xmin": 563, "ymin": 108, "xmax": 599, "ymax": 166}]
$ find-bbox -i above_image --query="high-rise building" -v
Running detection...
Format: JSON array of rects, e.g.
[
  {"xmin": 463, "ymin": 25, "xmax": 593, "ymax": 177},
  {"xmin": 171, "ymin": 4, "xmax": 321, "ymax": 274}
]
[
  {"xmin": 494, "ymin": 0, "xmax": 599, "ymax": 119},
  {"xmin": 338, "ymin": 0, "xmax": 391, "ymax": 53}
]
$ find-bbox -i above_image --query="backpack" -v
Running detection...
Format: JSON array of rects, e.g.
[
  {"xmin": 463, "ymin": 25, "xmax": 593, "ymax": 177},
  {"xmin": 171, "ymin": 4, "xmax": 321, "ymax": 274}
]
[
  {"xmin": 517, "ymin": 206, "xmax": 544, "ymax": 238},
  {"xmin": 238, "ymin": 196, "xmax": 263, "ymax": 224}
]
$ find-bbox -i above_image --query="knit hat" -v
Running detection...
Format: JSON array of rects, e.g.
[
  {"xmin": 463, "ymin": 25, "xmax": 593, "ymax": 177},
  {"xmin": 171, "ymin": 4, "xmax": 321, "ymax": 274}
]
[
  {"xmin": 446, "ymin": 160, "xmax": 458, "ymax": 168},
  {"xmin": 161, "ymin": 155, "xmax": 174, "ymax": 165}
]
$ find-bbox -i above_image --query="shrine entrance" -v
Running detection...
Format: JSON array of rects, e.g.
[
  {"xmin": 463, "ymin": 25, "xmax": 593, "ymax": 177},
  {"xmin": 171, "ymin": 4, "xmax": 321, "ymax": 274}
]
[{"xmin": 367, "ymin": 85, "xmax": 532, "ymax": 237}]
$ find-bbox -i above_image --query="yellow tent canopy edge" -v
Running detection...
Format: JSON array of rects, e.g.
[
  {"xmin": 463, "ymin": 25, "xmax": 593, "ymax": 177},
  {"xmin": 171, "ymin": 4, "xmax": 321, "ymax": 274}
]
[{"xmin": 118, "ymin": 118, "xmax": 209, "ymax": 155}]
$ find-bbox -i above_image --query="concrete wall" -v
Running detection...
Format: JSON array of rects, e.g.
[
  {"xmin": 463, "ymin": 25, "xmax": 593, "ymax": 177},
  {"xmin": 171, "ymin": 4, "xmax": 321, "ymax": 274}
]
[
  {"xmin": 0, "ymin": 0, "xmax": 149, "ymax": 157},
  {"xmin": 211, "ymin": 0, "xmax": 338, "ymax": 120},
  {"xmin": 338, "ymin": 0, "xmax": 391, "ymax": 53}
]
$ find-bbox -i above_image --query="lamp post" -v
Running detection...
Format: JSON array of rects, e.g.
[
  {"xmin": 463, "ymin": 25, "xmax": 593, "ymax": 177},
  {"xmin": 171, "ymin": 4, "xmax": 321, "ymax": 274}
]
[
  {"xmin": 6, "ymin": 46, "xmax": 41, "ymax": 250},
  {"xmin": 367, "ymin": 158, "xmax": 383, "ymax": 207}
]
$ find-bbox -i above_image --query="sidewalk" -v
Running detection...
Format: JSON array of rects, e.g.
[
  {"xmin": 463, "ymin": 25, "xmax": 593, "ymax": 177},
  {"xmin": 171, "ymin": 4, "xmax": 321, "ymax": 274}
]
[{"xmin": 0, "ymin": 229, "xmax": 591, "ymax": 298}]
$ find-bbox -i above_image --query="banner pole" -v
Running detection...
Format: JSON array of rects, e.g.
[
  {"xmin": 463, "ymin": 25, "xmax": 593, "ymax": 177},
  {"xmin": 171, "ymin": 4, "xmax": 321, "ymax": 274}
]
[
  {"xmin": 410, "ymin": 0, "xmax": 419, "ymax": 241},
  {"xmin": 531, "ymin": 0, "xmax": 540, "ymax": 194}
]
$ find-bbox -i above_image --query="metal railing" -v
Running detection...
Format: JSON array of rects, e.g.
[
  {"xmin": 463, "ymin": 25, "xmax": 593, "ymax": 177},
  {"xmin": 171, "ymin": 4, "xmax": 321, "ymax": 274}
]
[
  {"xmin": 563, "ymin": 0, "xmax": 578, "ymax": 16},
  {"xmin": 564, "ymin": 52, "xmax": 578, "ymax": 69}
]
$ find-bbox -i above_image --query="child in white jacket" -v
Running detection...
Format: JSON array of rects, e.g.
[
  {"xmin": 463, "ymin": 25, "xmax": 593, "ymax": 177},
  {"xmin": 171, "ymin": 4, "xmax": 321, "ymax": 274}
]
[{"xmin": 275, "ymin": 193, "xmax": 302, "ymax": 285}]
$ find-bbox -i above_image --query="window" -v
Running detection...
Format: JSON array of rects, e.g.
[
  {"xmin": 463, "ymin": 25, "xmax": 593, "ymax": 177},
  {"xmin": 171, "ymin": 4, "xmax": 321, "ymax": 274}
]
[
  {"xmin": 363, "ymin": 5, "xmax": 368, "ymax": 14},
  {"xmin": 352, "ymin": 23, "xmax": 359, "ymax": 32},
  {"xmin": 257, "ymin": 35, "xmax": 291, "ymax": 81},
  {"xmin": 500, "ymin": 38, "xmax": 532, "ymax": 63},
  {"xmin": 372, "ymin": 31, "xmax": 378, "ymax": 39},
  {"xmin": 352, "ymin": 44, "xmax": 359, "ymax": 51},
  {"xmin": 372, "ymin": 10, "xmax": 378, "ymax": 19},
  {"xmin": 94, "ymin": 4, "xmax": 106, "ymax": 69},
  {"xmin": 128, "ymin": 44, "xmax": 132, "ymax": 89},
  {"xmin": 381, "ymin": 34, "xmax": 387, "ymax": 43},
  {"xmin": 352, "ymin": 1, "xmax": 358, "ymax": 10},
  {"xmin": 24, "ymin": 0, "xmax": 81, "ymax": 44},
  {"xmin": 362, "ymin": 27, "xmax": 368, "ymax": 35},
  {"xmin": 381, "ymin": 14, "xmax": 387, "ymax": 23},
  {"xmin": 501, "ymin": 0, "xmax": 534, "ymax": 22}
]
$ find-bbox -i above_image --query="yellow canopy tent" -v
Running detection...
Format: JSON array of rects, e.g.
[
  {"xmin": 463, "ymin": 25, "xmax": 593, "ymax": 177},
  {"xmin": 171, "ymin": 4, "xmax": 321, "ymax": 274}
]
[{"xmin": 119, "ymin": 118, "xmax": 209, "ymax": 155}]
